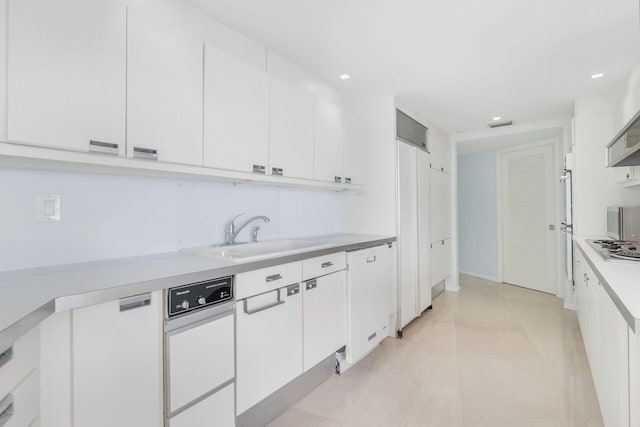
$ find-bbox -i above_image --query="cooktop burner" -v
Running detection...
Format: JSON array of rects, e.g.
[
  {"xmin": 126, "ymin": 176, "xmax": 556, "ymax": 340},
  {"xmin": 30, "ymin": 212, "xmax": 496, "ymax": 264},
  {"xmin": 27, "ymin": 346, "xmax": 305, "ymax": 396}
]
[{"xmin": 586, "ymin": 239, "xmax": 640, "ymax": 263}]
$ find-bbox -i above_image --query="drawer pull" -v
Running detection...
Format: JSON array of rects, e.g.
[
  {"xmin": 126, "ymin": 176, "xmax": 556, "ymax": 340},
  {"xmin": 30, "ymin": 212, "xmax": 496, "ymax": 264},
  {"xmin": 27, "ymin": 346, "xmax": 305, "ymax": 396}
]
[
  {"xmin": 305, "ymin": 279, "xmax": 317, "ymax": 291},
  {"xmin": 0, "ymin": 347, "xmax": 13, "ymax": 370},
  {"xmin": 243, "ymin": 289, "xmax": 284, "ymax": 315},
  {"xmin": 89, "ymin": 140, "xmax": 119, "ymax": 155},
  {"xmin": 119, "ymin": 293, "xmax": 151, "ymax": 312},
  {"xmin": 367, "ymin": 332, "xmax": 377, "ymax": 341},
  {"xmin": 334, "ymin": 176, "xmax": 342, "ymax": 183},
  {"xmin": 133, "ymin": 146, "xmax": 159, "ymax": 160},
  {"xmin": 266, "ymin": 274, "xmax": 282, "ymax": 283},
  {"xmin": 321, "ymin": 261, "xmax": 333, "ymax": 268},
  {"xmin": 272, "ymin": 167, "xmax": 284, "ymax": 176},
  {"xmin": 287, "ymin": 284, "xmax": 300, "ymax": 296},
  {"xmin": 366, "ymin": 256, "xmax": 376, "ymax": 263},
  {"xmin": 345, "ymin": 177, "xmax": 352, "ymax": 184},
  {"xmin": 252, "ymin": 164, "xmax": 266, "ymax": 174},
  {"xmin": 0, "ymin": 394, "xmax": 14, "ymax": 427}
]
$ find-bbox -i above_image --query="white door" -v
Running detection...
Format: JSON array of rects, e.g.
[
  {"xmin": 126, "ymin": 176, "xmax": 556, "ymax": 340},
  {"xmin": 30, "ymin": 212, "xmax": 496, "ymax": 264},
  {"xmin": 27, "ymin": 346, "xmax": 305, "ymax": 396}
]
[
  {"xmin": 203, "ymin": 43, "xmax": 269, "ymax": 174},
  {"xmin": 417, "ymin": 150, "xmax": 432, "ymax": 312},
  {"xmin": 8, "ymin": 0, "xmax": 126, "ymax": 154},
  {"xmin": 127, "ymin": 8, "xmax": 203, "ymax": 165},
  {"xmin": 501, "ymin": 144, "xmax": 557, "ymax": 294},
  {"xmin": 269, "ymin": 77, "xmax": 315, "ymax": 179},
  {"xmin": 314, "ymin": 99, "xmax": 344, "ymax": 183},
  {"xmin": 397, "ymin": 142, "xmax": 419, "ymax": 329}
]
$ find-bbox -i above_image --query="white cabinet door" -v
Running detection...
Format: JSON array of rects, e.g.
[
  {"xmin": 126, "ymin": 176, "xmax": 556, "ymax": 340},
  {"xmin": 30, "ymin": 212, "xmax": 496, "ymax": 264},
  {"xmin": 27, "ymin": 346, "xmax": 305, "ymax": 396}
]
[
  {"xmin": 397, "ymin": 142, "xmax": 419, "ymax": 329},
  {"xmin": 236, "ymin": 285, "xmax": 303, "ymax": 415},
  {"xmin": 430, "ymin": 169, "xmax": 452, "ymax": 243},
  {"xmin": 127, "ymin": 9, "xmax": 203, "ymax": 165},
  {"xmin": 343, "ymin": 109, "xmax": 367, "ymax": 185},
  {"xmin": 167, "ymin": 313, "xmax": 234, "ymax": 413},
  {"xmin": 303, "ymin": 270, "xmax": 347, "ymax": 371},
  {"xmin": 169, "ymin": 384, "xmax": 234, "ymax": 427},
  {"xmin": 418, "ymin": 150, "xmax": 432, "ymax": 312},
  {"xmin": 431, "ymin": 239, "xmax": 452, "ymax": 287},
  {"xmin": 346, "ymin": 244, "xmax": 392, "ymax": 363},
  {"xmin": 203, "ymin": 43, "xmax": 269, "ymax": 174},
  {"xmin": 314, "ymin": 99, "xmax": 344, "ymax": 183},
  {"xmin": 269, "ymin": 77, "xmax": 315, "ymax": 179},
  {"xmin": 72, "ymin": 292, "xmax": 163, "ymax": 427},
  {"xmin": 7, "ymin": 0, "xmax": 125, "ymax": 154},
  {"xmin": 429, "ymin": 133, "xmax": 451, "ymax": 173},
  {"xmin": 594, "ymin": 280, "xmax": 629, "ymax": 427}
]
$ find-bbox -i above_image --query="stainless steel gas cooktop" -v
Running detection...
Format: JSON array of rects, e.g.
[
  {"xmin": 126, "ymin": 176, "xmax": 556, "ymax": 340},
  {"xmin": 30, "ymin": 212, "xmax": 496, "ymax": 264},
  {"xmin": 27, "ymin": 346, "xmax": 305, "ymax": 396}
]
[{"xmin": 586, "ymin": 239, "xmax": 640, "ymax": 262}]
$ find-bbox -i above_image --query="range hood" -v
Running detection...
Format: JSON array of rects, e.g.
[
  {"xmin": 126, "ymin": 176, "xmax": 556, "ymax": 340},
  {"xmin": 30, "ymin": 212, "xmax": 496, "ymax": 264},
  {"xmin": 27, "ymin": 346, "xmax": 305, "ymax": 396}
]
[{"xmin": 606, "ymin": 109, "xmax": 640, "ymax": 167}]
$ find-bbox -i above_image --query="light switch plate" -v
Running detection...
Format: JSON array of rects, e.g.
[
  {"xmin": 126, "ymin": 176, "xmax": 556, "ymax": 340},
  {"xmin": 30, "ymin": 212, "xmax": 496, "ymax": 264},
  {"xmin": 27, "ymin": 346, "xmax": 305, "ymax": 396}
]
[{"xmin": 37, "ymin": 194, "xmax": 61, "ymax": 222}]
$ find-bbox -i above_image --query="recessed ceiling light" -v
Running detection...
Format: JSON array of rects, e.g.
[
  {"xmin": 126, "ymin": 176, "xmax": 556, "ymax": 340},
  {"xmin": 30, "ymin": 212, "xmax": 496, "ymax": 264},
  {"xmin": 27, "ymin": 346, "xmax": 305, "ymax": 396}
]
[
  {"xmin": 339, "ymin": 74, "xmax": 350, "ymax": 80},
  {"xmin": 592, "ymin": 73, "xmax": 604, "ymax": 79},
  {"xmin": 493, "ymin": 116, "xmax": 501, "ymax": 121}
]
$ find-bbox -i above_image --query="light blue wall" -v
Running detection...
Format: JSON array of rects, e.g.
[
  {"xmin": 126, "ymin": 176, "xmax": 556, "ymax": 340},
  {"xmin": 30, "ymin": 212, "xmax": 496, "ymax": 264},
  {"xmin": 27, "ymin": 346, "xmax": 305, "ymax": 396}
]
[{"xmin": 457, "ymin": 151, "xmax": 497, "ymax": 279}]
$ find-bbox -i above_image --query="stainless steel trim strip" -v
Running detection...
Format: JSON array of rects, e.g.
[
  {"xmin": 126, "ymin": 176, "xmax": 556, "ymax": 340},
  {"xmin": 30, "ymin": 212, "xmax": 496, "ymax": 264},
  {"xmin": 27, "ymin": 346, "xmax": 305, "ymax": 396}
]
[
  {"xmin": 243, "ymin": 289, "xmax": 284, "ymax": 315},
  {"xmin": 119, "ymin": 293, "xmax": 151, "ymax": 312}
]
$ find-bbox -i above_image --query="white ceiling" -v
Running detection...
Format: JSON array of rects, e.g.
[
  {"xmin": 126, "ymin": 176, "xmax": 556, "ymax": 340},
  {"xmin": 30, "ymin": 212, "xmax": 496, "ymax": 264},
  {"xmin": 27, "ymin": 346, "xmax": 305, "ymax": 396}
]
[{"xmin": 183, "ymin": 0, "xmax": 640, "ymax": 134}]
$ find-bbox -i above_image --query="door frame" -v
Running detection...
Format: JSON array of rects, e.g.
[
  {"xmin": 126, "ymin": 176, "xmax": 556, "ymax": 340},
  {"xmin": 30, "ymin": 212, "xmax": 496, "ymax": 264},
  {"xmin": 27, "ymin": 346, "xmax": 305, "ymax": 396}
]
[{"xmin": 495, "ymin": 137, "xmax": 563, "ymax": 296}]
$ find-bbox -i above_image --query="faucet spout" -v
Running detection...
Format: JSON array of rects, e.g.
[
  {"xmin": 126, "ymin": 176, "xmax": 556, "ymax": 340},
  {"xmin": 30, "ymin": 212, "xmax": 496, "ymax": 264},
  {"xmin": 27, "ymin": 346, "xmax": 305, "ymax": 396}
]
[{"xmin": 225, "ymin": 214, "xmax": 270, "ymax": 245}]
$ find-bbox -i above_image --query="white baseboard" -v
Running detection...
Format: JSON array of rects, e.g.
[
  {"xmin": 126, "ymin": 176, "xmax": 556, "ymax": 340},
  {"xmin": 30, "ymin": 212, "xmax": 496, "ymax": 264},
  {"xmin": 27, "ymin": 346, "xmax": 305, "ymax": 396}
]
[{"xmin": 458, "ymin": 270, "xmax": 499, "ymax": 283}]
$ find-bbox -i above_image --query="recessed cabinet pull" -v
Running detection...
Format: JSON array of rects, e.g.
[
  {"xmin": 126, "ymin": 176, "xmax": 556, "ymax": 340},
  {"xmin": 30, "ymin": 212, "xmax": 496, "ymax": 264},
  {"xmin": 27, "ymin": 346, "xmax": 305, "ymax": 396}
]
[
  {"xmin": 0, "ymin": 393, "xmax": 14, "ymax": 426},
  {"xmin": 334, "ymin": 176, "xmax": 342, "ymax": 183},
  {"xmin": 133, "ymin": 146, "xmax": 159, "ymax": 160},
  {"xmin": 272, "ymin": 167, "xmax": 283, "ymax": 176},
  {"xmin": 321, "ymin": 261, "xmax": 333, "ymax": 268},
  {"xmin": 266, "ymin": 274, "xmax": 282, "ymax": 283},
  {"xmin": 0, "ymin": 346, "xmax": 13, "ymax": 370},
  {"xmin": 305, "ymin": 279, "xmax": 317, "ymax": 291},
  {"xmin": 345, "ymin": 177, "xmax": 352, "ymax": 184},
  {"xmin": 119, "ymin": 293, "xmax": 152, "ymax": 312},
  {"xmin": 252, "ymin": 164, "xmax": 266, "ymax": 174},
  {"xmin": 89, "ymin": 140, "xmax": 119, "ymax": 155},
  {"xmin": 366, "ymin": 256, "xmax": 376, "ymax": 263}
]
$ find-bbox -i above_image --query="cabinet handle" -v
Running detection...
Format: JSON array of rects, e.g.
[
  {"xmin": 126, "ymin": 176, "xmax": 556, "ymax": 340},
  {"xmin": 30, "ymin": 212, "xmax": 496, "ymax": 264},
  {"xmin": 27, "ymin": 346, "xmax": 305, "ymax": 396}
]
[
  {"xmin": 243, "ymin": 289, "xmax": 284, "ymax": 315},
  {"xmin": 89, "ymin": 140, "xmax": 119, "ymax": 155},
  {"xmin": 0, "ymin": 347, "xmax": 13, "ymax": 370},
  {"xmin": 272, "ymin": 167, "xmax": 284, "ymax": 176},
  {"xmin": 0, "ymin": 394, "xmax": 14, "ymax": 427},
  {"xmin": 321, "ymin": 261, "xmax": 333, "ymax": 268},
  {"xmin": 253, "ymin": 164, "xmax": 266, "ymax": 174},
  {"xmin": 366, "ymin": 256, "xmax": 376, "ymax": 263},
  {"xmin": 266, "ymin": 273, "xmax": 282, "ymax": 283},
  {"xmin": 133, "ymin": 146, "xmax": 159, "ymax": 160},
  {"xmin": 442, "ymin": 240, "xmax": 445, "ymax": 245},
  {"xmin": 345, "ymin": 177, "xmax": 352, "ymax": 184},
  {"xmin": 287, "ymin": 284, "xmax": 300, "ymax": 296},
  {"xmin": 368, "ymin": 332, "xmax": 377, "ymax": 341},
  {"xmin": 441, "ymin": 167, "xmax": 444, "ymax": 172},
  {"xmin": 119, "ymin": 293, "xmax": 151, "ymax": 312},
  {"xmin": 334, "ymin": 176, "xmax": 342, "ymax": 183},
  {"xmin": 305, "ymin": 279, "xmax": 317, "ymax": 291}
]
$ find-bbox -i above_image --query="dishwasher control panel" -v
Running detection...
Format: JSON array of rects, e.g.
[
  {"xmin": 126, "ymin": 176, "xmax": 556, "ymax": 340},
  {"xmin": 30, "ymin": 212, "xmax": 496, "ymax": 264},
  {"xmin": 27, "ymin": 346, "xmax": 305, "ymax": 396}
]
[{"xmin": 167, "ymin": 276, "xmax": 233, "ymax": 318}]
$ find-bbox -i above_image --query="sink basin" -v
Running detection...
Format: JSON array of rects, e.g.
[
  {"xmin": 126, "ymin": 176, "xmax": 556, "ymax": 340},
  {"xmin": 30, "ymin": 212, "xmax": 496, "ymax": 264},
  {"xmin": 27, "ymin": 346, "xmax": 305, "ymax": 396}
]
[{"xmin": 183, "ymin": 239, "xmax": 335, "ymax": 262}]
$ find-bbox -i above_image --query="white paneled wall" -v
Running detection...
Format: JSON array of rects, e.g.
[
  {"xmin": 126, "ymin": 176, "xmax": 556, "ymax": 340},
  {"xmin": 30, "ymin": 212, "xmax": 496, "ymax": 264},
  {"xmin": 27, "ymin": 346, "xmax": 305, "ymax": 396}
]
[{"xmin": 0, "ymin": 168, "xmax": 341, "ymax": 272}]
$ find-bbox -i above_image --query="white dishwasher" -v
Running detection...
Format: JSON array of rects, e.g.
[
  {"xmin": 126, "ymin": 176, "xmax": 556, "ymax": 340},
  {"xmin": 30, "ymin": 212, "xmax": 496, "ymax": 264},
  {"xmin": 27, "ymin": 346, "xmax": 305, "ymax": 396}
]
[{"xmin": 164, "ymin": 276, "xmax": 235, "ymax": 427}]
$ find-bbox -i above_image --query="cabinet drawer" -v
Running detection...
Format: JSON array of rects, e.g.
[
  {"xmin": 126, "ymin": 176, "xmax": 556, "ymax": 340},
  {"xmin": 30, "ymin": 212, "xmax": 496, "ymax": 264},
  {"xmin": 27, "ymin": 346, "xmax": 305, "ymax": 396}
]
[
  {"xmin": 236, "ymin": 261, "xmax": 302, "ymax": 300},
  {"xmin": 0, "ymin": 326, "xmax": 39, "ymax": 400},
  {"xmin": 169, "ymin": 383, "xmax": 234, "ymax": 427},
  {"xmin": 3, "ymin": 369, "xmax": 39, "ymax": 427},
  {"xmin": 302, "ymin": 252, "xmax": 346, "ymax": 281}
]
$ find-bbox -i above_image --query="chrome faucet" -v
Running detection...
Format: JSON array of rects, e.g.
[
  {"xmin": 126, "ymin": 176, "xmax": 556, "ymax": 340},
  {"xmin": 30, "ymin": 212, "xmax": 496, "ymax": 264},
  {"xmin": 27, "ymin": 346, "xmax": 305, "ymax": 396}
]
[{"xmin": 225, "ymin": 213, "xmax": 270, "ymax": 245}]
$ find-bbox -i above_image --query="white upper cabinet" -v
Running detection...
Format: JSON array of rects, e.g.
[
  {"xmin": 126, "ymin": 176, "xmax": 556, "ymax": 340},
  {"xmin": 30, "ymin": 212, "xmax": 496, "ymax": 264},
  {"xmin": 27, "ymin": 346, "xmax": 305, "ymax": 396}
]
[
  {"xmin": 127, "ymin": 8, "xmax": 203, "ymax": 166},
  {"xmin": 314, "ymin": 99, "xmax": 344, "ymax": 183},
  {"xmin": 429, "ymin": 133, "xmax": 451, "ymax": 173},
  {"xmin": 269, "ymin": 76, "xmax": 315, "ymax": 179},
  {"xmin": 430, "ymin": 168, "xmax": 452, "ymax": 242},
  {"xmin": 343, "ymin": 109, "xmax": 367, "ymax": 185},
  {"xmin": 7, "ymin": 0, "xmax": 126, "ymax": 154},
  {"xmin": 203, "ymin": 43, "xmax": 269, "ymax": 174}
]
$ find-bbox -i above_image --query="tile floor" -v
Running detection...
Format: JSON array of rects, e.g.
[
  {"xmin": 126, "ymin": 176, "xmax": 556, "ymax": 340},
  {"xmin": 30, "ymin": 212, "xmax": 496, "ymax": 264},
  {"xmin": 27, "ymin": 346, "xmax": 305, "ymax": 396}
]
[{"xmin": 268, "ymin": 274, "xmax": 603, "ymax": 427}]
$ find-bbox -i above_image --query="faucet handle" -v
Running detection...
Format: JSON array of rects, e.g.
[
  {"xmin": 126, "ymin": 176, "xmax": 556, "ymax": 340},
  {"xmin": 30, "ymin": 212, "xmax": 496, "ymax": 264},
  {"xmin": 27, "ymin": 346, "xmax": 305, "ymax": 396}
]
[{"xmin": 250, "ymin": 226, "xmax": 261, "ymax": 243}]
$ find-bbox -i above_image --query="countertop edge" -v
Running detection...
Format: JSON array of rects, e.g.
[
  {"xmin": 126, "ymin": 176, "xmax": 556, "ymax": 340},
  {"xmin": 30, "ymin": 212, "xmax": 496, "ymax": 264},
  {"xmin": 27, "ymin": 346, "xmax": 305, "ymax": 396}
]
[
  {"xmin": 573, "ymin": 237, "xmax": 638, "ymax": 333},
  {"xmin": 1, "ymin": 236, "xmax": 396, "ymax": 350}
]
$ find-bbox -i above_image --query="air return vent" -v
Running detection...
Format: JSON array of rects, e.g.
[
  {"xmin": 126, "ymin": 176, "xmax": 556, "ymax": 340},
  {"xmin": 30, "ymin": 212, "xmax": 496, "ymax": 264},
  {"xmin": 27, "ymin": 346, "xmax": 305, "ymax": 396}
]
[{"xmin": 488, "ymin": 120, "xmax": 513, "ymax": 128}]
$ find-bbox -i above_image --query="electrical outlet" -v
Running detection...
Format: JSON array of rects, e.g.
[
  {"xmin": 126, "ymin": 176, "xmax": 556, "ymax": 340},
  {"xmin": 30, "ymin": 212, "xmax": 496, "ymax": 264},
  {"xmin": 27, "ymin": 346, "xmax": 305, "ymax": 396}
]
[{"xmin": 37, "ymin": 194, "xmax": 61, "ymax": 222}]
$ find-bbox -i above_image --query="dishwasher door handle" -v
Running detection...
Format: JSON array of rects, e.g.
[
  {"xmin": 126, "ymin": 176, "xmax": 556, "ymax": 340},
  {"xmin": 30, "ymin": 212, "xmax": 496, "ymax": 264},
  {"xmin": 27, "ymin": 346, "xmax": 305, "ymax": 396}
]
[{"xmin": 243, "ymin": 289, "xmax": 284, "ymax": 315}]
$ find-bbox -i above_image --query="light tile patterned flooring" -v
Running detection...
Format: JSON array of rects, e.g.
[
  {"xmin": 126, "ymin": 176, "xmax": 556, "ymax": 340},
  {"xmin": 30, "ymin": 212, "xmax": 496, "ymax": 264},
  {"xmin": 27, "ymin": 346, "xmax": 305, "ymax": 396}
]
[{"xmin": 268, "ymin": 274, "xmax": 604, "ymax": 427}]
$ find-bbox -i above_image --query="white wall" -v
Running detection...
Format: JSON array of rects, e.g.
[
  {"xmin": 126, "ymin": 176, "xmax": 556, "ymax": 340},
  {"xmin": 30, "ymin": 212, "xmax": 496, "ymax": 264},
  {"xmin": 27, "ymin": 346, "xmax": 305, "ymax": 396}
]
[
  {"xmin": 0, "ymin": 168, "xmax": 342, "ymax": 272},
  {"xmin": 457, "ymin": 150, "xmax": 498, "ymax": 280}
]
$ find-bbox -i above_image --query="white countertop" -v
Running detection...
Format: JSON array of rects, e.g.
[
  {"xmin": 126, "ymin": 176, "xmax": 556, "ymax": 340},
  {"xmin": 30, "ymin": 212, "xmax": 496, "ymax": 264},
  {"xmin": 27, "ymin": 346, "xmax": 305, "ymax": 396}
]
[
  {"xmin": 0, "ymin": 234, "xmax": 395, "ymax": 349},
  {"xmin": 574, "ymin": 236, "xmax": 640, "ymax": 332}
]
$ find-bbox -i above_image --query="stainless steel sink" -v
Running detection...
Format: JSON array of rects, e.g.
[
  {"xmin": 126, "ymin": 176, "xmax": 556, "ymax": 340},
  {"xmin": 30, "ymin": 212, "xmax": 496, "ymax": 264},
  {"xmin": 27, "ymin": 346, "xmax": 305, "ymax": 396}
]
[{"xmin": 183, "ymin": 239, "xmax": 335, "ymax": 262}]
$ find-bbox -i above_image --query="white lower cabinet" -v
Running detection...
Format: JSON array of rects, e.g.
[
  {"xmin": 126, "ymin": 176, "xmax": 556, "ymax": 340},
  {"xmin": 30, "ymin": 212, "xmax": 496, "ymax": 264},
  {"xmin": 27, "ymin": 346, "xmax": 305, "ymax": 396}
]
[
  {"xmin": 72, "ymin": 292, "xmax": 163, "ymax": 427},
  {"xmin": 170, "ymin": 383, "xmax": 235, "ymax": 427},
  {"xmin": 431, "ymin": 238, "xmax": 452, "ymax": 287},
  {"xmin": 236, "ymin": 279, "xmax": 303, "ymax": 415},
  {"xmin": 4, "ymin": 369, "xmax": 39, "ymax": 427},
  {"xmin": 629, "ymin": 330, "xmax": 640, "ymax": 427},
  {"xmin": 303, "ymin": 270, "xmax": 347, "ymax": 371}
]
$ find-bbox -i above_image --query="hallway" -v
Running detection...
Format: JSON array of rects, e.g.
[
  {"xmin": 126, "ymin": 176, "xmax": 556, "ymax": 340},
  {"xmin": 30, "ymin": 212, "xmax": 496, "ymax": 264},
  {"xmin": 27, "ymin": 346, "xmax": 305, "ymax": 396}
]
[{"xmin": 270, "ymin": 274, "xmax": 603, "ymax": 427}]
